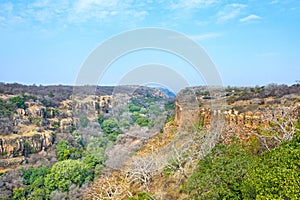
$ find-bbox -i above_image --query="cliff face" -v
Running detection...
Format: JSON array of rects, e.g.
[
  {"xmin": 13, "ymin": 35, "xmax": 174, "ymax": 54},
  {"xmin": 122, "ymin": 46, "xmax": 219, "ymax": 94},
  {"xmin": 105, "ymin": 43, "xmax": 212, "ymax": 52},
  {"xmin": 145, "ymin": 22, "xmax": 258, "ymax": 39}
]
[
  {"xmin": 175, "ymin": 85, "xmax": 300, "ymax": 143},
  {"xmin": 0, "ymin": 132, "xmax": 54, "ymax": 159}
]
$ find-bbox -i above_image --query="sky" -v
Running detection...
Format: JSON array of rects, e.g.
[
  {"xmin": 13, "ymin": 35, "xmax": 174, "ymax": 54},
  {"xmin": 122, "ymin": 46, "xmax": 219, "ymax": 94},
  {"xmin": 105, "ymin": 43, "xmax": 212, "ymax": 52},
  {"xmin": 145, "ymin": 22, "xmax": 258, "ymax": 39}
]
[{"xmin": 0, "ymin": 0, "xmax": 299, "ymax": 91}]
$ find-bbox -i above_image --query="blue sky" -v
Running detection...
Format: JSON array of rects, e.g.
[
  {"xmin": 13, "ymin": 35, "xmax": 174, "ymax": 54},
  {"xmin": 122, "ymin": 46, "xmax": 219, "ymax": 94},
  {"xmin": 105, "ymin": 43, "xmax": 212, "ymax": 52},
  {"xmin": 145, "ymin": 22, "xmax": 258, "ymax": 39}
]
[{"xmin": 0, "ymin": 0, "xmax": 299, "ymax": 90}]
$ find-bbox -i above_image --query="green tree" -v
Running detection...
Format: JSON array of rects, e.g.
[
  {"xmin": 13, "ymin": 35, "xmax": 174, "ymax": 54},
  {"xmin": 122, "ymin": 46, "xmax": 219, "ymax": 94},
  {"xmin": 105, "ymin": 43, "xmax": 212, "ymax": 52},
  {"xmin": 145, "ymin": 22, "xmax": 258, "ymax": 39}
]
[
  {"xmin": 56, "ymin": 140, "xmax": 70, "ymax": 161},
  {"xmin": 56, "ymin": 139, "xmax": 83, "ymax": 160},
  {"xmin": 0, "ymin": 99, "xmax": 14, "ymax": 117},
  {"xmin": 128, "ymin": 104, "xmax": 142, "ymax": 112},
  {"xmin": 9, "ymin": 95, "xmax": 26, "ymax": 109},
  {"xmin": 22, "ymin": 166, "xmax": 50, "ymax": 186},
  {"xmin": 44, "ymin": 160, "xmax": 90, "ymax": 192},
  {"xmin": 102, "ymin": 118, "xmax": 120, "ymax": 134},
  {"xmin": 135, "ymin": 116, "xmax": 150, "ymax": 127}
]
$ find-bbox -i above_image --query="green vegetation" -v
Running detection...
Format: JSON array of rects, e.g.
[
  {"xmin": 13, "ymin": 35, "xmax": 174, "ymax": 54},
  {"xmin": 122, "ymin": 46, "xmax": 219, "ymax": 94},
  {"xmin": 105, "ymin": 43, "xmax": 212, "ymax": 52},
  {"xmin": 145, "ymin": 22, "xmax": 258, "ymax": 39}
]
[
  {"xmin": 22, "ymin": 166, "xmax": 50, "ymax": 186},
  {"xmin": 186, "ymin": 143, "xmax": 253, "ymax": 199},
  {"xmin": 242, "ymin": 134, "xmax": 300, "ymax": 199},
  {"xmin": 97, "ymin": 114, "xmax": 104, "ymax": 126},
  {"xmin": 135, "ymin": 116, "xmax": 152, "ymax": 127},
  {"xmin": 48, "ymin": 93, "xmax": 55, "ymax": 98},
  {"xmin": 9, "ymin": 95, "xmax": 26, "ymax": 109},
  {"xmin": 21, "ymin": 166, "xmax": 50, "ymax": 199},
  {"xmin": 0, "ymin": 99, "xmax": 14, "ymax": 117},
  {"xmin": 186, "ymin": 134, "xmax": 300, "ymax": 199},
  {"xmin": 44, "ymin": 159, "xmax": 91, "ymax": 192},
  {"xmin": 56, "ymin": 139, "xmax": 83, "ymax": 161},
  {"xmin": 101, "ymin": 117, "xmax": 121, "ymax": 141},
  {"xmin": 128, "ymin": 104, "xmax": 142, "ymax": 112},
  {"xmin": 0, "ymin": 94, "xmax": 28, "ymax": 117},
  {"xmin": 12, "ymin": 188, "xmax": 26, "ymax": 200}
]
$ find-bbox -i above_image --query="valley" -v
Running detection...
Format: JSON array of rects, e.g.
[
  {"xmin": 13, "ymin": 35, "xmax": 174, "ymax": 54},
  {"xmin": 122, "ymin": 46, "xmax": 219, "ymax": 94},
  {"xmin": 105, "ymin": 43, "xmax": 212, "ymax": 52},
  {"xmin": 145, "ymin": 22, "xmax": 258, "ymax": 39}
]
[{"xmin": 0, "ymin": 83, "xmax": 299, "ymax": 199}]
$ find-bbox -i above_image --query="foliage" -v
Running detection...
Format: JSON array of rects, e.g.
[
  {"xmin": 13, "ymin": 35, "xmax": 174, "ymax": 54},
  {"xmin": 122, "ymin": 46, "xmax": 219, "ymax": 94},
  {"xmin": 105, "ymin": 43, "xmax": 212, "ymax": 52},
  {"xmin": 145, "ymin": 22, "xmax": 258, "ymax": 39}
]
[
  {"xmin": 56, "ymin": 139, "xmax": 83, "ymax": 161},
  {"xmin": 128, "ymin": 104, "xmax": 142, "ymax": 112},
  {"xmin": 85, "ymin": 136, "xmax": 111, "ymax": 177},
  {"xmin": 12, "ymin": 188, "xmax": 26, "ymax": 200},
  {"xmin": 48, "ymin": 93, "xmax": 55, "ymax": 98},
  {"xmin": 102, "ymin": 118, "xmax": 120, "ymax": 134},
  {"xmin": 186, "ymin": 143, "xmax": 254, "ymax": 199},
  {"xmin": 9, "ymin": 95, "xmax": 26, "ymax": 109},
  {"xmin": 32, "ymin": 117, "xmax": 43, "ymax": 126},
  {"xmin": 135, "ymin": 116, "xmax": 150, "ymax": 127},
  {"xmin": 56, "ymin": 140, "xmax": 71, "ymax": 161},
  {"xmin": 241, "ymin": 134, "xmax": 300, "ymax": 199},
  {"xmin": 0, "ymin": 99, "xmax": 14, "ymax": 117},
  {"xmin": 97, "ymin": 114, "xmax": 104, "ymax": 127},
  {"xmin": 131, "ymin": 112, "xmax": 141, "ymax": 122},
  {"xmin": 101, "ymin": 118, "xmax": 121, "ymax": 141},
  {"xmin": 53, "ymin": 121, "xmax": 60, "ymax": 129},
  {"xmin": 22, "ymin": 166, "xmax": 50, "ymax": 187},
  {"xmin": 44, "ymin": 159, "xmax": 91, "ymax": 192},
  {"xmin": 30, "ymin": 188, "xmax": 48, "ymax": 200}
]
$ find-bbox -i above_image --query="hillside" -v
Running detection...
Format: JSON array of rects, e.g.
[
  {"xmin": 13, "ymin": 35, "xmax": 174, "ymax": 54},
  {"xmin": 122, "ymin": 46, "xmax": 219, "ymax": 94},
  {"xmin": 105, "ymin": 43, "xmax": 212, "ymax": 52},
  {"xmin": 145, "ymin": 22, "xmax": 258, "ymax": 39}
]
[
  {"xmin": 0, "ymin": 83, "xmax": 174, "ymax": 199},
  {"xmin": 0, "ymin": 83, "xmax": 299, "ymax": 199}
]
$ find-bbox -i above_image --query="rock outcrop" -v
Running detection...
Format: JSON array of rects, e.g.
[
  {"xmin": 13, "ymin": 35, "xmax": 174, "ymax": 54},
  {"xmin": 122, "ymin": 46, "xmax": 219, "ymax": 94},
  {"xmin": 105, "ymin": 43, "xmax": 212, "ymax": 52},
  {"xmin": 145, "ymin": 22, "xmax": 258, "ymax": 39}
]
[
  {"xmin": 0, "ymin": 131, "xmax": 54, "ymax": 159},
  {"xmin": 175, "ymin": 86, "xmax": 300, "ymax": 143}
]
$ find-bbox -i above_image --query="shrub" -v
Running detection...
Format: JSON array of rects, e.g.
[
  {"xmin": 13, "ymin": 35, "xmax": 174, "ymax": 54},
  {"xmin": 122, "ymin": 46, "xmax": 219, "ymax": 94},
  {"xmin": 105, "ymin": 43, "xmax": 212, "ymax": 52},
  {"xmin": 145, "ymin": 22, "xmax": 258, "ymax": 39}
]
[
  {"xmin": 9, "ymin": 95, "xmax": 26, "ymax": 109},
  {"xmin": 186, "ymin": 143, "xmax": 254, "ymax": 199},
  {"xmin": 128, "ymin": 104, "xmax": 142, "ymax": 112},
  {"xmin": 0, "ymin": 99, "xmax": 14, "ymax": 117},
  {"xmin": 135, "ymin": 117, "xmax": 150, "ymax": 127},
  {"xmin": 102, "ymin": 118, "xmax": 120, "ymax": 136},
  {"xmin": 242, "ymin": 134, "xmax": 300, "ymax": 199}
]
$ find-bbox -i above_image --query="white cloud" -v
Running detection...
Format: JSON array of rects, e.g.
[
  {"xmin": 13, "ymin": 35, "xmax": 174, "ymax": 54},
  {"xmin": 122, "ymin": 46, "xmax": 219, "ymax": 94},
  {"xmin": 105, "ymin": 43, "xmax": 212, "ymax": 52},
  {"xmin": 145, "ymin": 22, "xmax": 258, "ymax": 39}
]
[
  {"xmin": 69, "ymin": 0, "xmax": 150, "ymax": 23},
  {"xmin": 217, "ymin": 3, "xmax": 247, "ymax": 23},
  {"xmin": 74, "ymin": 0, "xmax": 119, "ymax": 14},
  {"xmin": 240, "ymin": 14, "xmax": 261, "ymax": 22}
]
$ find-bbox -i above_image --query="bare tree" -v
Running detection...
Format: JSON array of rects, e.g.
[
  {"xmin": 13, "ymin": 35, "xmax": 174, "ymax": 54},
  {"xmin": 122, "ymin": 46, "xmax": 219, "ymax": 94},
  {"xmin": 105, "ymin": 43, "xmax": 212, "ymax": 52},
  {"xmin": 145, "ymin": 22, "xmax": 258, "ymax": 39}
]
[
  {"xmin": 84, "ymin": 172, "xmax": 131, "ymax": 200},
  {"xmin": 126, "ymin": 154, "xmax": 164, "ymax": 192},
  {"xmin": 254, "ymin": 106, "xmax": 299, "ymax": 151}
]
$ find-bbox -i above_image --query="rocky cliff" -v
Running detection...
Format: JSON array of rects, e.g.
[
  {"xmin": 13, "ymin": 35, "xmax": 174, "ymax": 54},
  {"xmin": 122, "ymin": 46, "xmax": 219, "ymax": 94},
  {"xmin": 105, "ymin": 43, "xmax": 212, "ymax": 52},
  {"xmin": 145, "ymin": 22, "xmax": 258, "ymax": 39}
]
[
  {"xmin": 175, "ymin": 85, "xmax": 300, "ymax": 143},
  {"xmin": 0, "ymin": 83, "xmax": 169, "ymax": 169}
]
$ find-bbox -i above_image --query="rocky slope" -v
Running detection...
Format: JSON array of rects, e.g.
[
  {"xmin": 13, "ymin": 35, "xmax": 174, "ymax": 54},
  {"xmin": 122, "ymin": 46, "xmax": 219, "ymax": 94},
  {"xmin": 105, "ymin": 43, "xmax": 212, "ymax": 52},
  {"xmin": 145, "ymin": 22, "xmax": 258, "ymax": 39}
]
[
  {"xmin": 0, "ymin": 83, "xmax": 299, "ymax": 199},
  {"xmin": 0, "ymin": 83, "xmax": 171, "ymax": 171},
  {"xmin": 85, "ymin": 84, "xmax": 300, "ymax": 199},
  {"xmin": 175, "ymin": 84, "xmax": 300, "ymax": 143}
]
